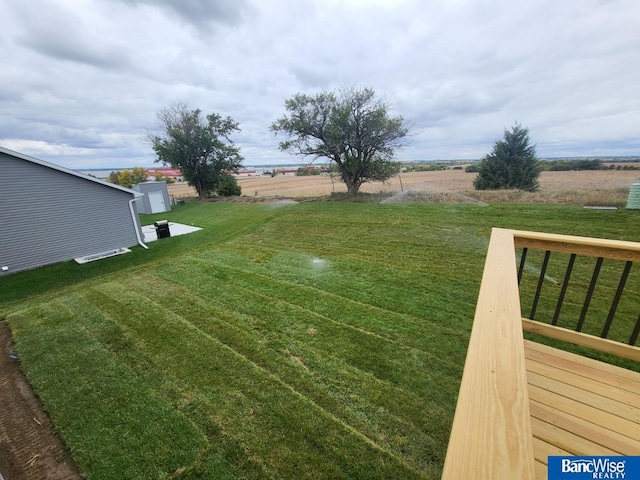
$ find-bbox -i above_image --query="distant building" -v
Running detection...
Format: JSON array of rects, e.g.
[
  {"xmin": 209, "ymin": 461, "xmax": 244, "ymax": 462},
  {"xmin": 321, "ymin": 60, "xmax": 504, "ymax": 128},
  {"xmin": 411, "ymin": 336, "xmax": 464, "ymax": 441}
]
[
  {"xmin": 145, "ymin": 167, "xmax": 183, "ymax": 180},
  {"xmin": 0, "ymin": 146, "xmax": 147, "ymax": 275},
  {"xmin": 236, "ymin": 169, "xmax": 258, "ymax": 177}
]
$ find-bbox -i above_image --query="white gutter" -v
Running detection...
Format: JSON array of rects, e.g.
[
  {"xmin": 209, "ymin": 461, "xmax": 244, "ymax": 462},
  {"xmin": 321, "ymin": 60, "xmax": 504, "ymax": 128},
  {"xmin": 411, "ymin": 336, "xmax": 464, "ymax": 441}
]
[{"xmin": 129, "ymin": 198, "xmax": 149, "ymax": 250}]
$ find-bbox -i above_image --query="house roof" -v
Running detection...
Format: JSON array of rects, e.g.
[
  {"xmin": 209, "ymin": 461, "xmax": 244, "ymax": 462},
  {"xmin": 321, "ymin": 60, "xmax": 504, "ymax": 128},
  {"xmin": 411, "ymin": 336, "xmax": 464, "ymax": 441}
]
[{"xmin": 1, "ymin": 146, "xmax": 143, "ymax": 197}]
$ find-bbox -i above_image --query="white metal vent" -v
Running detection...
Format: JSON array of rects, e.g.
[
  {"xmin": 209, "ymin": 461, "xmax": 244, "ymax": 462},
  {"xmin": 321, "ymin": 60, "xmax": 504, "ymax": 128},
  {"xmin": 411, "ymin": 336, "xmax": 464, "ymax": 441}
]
[{"xmin": 74, "ymin": 247, "xmax": 131, "ymax": 264}]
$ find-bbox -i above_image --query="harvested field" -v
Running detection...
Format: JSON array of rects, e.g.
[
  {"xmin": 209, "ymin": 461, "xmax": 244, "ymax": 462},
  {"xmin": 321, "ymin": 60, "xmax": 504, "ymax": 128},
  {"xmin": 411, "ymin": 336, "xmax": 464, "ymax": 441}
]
[{"xmin": 168, "ymin": 169, "xmax": 640, "ymax": 203}]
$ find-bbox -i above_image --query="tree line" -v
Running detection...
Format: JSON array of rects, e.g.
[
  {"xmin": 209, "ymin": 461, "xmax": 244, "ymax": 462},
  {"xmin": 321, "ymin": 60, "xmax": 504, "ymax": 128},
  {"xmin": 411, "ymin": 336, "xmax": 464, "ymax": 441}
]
[
  {"xmin": 147, "ymin": 87, "xmax": 550, "ymax": 198},
  {"xmin": 106, "ymin": 167, "xmax": 176, "ymax": 188}
]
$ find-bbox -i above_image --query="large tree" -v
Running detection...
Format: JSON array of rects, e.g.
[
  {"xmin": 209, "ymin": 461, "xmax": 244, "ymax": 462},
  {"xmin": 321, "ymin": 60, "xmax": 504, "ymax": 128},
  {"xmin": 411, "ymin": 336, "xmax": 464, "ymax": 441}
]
[
  {"xmin": 271, "ymin": 87, "xmax": 409, "ymax": 195},
  {"xmin": 473, "ymin": 123, "xmax": 541, "ymax": 192},
  {"xmin": 148, "ymin": 102, "xmax": 243, "ymax": 200}
]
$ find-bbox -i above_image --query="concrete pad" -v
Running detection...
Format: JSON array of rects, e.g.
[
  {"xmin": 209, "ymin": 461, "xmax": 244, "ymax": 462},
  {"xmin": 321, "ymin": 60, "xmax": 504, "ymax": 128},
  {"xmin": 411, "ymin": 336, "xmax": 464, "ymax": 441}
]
[{"xmin": 142, "ymin": 222, "xmax": 202, "ymax": 243}]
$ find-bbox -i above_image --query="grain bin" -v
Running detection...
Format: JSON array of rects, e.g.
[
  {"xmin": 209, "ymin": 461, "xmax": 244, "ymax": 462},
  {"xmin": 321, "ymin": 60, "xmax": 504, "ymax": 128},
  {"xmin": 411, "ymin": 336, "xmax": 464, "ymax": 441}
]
[{"xmin": 627, "ymin": 182, "xmax": 640, "ymax": 209}]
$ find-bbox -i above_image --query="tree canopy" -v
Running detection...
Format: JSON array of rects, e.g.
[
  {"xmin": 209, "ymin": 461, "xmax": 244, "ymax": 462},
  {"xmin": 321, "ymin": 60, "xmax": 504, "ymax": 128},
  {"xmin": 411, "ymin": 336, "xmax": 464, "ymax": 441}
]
[
  {"xmin": 148, "ymin": 102, "xmax": 243, "ymax": 200},
  {"xmin": 271, "ymin": 87, "xmax": 409, "ymax": 195},
  {"xmin": 473, "ymin": 123, "xmax": 540, "ymax": 192},
  {"xmin": 107, "ymin": 166, "xmax": 148, "ymax": 188}
]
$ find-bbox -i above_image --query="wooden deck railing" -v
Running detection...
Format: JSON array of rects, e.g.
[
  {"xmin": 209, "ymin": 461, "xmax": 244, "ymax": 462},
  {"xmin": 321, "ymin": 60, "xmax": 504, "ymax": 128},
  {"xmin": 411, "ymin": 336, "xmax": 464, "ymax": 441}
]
[
  {"xmin": 442, "ymin": 228, "xmax": 640, "ymax": 479},
  {"xmin": 514, "ymin": 230, "xmax": 640, "ymax": 361}
]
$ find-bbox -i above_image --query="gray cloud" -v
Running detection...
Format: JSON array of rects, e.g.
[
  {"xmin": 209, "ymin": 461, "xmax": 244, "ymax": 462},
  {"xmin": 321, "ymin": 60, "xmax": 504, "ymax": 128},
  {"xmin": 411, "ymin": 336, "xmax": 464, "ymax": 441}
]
[
  {"xmin": 112, "ymin": 0, "xmax": 249, "ymax": 32},
  {"xmin": 1, "ymin": 0, "xmax": 639, "ymax": 168},
  {"xmin": 10, "ymin": 2, "xmax": 132, "ymax": 69}
]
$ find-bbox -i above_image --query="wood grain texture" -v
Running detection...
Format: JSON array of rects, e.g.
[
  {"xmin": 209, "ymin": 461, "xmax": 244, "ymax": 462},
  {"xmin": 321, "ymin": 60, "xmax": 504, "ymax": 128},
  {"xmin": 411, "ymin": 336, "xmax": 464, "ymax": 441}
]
[
  {"xmin": 525, "ymin": 340, "xmax": 640, "ymax": 466},
  {"xmin": 524, "ymin": 340, "xmax": 640, "ymax": 390},
  {"xmin": 442, "ymin": 228, "xmax": 535, "ymax": 479},
  {"xmin": 522, "ymin": 319, "xmax": 640, "ymax": 361},
  {"xmin": 529, "ymin": 401, "xmax": 640, "ymax": 454},
  {"xmin": 513, "ymin": 230, "xmax": 640, "ymax": 262}
]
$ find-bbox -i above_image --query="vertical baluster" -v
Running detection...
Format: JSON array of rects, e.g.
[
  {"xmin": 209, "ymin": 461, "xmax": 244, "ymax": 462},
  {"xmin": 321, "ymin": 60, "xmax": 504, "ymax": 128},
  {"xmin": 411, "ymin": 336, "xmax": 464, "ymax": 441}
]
[
  {"xmin": 601, "ymin": 261, "xmax": 633, "ymax": 338},
  {"xmin": 629, "ymin": 313, "xmax": 640, "ymax": 346},
  {"xmin": 529, "ymin": 250, "xmax": 551, "ymax": 320},
  {"xmin": 517, "ymin": 248, "xmax": 528, "ymax": 285},
  {"xmin": 576, "ymin": 257, "xmax": 603, "ymax": 332},
  {"xmin": 552, "ymin": 254, "xmax": 576, "ymax": 326}
]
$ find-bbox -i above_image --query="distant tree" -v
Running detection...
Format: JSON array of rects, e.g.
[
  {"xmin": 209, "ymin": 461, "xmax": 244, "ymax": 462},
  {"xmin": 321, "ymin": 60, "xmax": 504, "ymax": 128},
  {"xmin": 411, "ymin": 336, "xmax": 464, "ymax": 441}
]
[
  {"xmin": 117, "ymin": 169, "xmax": 135, "ymax": 188},
  {"xmin": 147, "ymin": 102, "xmax": 243, "ymax": 200},
  {"xmin": 215, "ymin": 173, "xmax": 241, "ymax": 196},
  {"xmin": 473, "ymin": 123, "xmax": 540, "ymax": 192},
  {"xmin": 131, "ymin": 166, "xmax": 149, "ymax": 184},
  {"xmin": 154, "ymin": 173, "xmax": 176, "ymax": 183},
  {"xmin": 295, "ymin": 167, "xmax": 321, "ymax": 176},
  {"xmin": 271, "ymin": 87, "xmax": 410, "ymax": 195},
  {"xmin": 107, "ymin": 171, "xmax": 120, "ymax": 184}
]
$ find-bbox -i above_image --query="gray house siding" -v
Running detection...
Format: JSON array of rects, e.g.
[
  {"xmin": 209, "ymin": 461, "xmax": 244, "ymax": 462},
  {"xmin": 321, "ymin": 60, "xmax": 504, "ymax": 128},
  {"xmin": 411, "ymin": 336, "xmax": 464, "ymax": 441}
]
[
  {"xmin": 132, "ymin": 182, "xmax": 172, "ymax": 214},
  {"xmin": 0, "ymin": 149, "xmax": 142, "ymax": 275}
]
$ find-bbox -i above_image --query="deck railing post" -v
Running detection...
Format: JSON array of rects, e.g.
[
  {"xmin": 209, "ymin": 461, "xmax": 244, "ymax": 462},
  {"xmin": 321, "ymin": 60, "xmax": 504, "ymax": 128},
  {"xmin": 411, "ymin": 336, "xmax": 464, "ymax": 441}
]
[
  {"xmin": 552, "ymin": 253, "xmax": 576, "ymax": 325},
  {"xmin": 601, "ymin": 261, "xmax": 633, "ymax": 338},
  {"xmin": 529, "ymin": 250, "xmax": 551, "ymax": 319},
  {"xmin": 576, "ymin": 257, "xmax": 603, "ymax": 332}
]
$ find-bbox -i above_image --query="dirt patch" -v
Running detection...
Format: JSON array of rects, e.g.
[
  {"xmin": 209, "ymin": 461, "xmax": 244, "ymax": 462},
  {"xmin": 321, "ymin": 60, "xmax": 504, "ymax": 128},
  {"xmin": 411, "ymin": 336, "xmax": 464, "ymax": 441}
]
[{"xmin": 0, "ymin": 322, "xmax": 81, "ymax": 480}]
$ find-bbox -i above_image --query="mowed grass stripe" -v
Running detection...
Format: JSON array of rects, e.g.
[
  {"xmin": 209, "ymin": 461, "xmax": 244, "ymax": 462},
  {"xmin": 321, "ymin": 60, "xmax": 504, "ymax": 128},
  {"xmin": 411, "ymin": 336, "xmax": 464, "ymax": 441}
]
[
  {"xmin": 227, "ymin": 204, "xmax": 491, "ymax": 249},
  {"xmin": 7, "ymin": 302, "xmax": 205, "ymax": 480},
  {"xmin": 84, "ymin": 281, "xmax": 426, "ymax": 479},
  {"xmin": 263, "ymin": 252, "xmax": 481, "ymax": 325},
  {"xmin": 125, "ymin": 273, "xmax": 449, "ymax": 475},
  {"xmin": 217, "ymin": 231, "xmax": 483, "ymax": 324},
  {"xmin": 228, "ymin": 225, "xmax": 486, "ymax": 276},
  {"xmin": 57, "ymin": 292, "xmax": 273, "ymax": 479},
  {"xmin": 176, "ymin": 252, "xmax": 447, "ymax": 349},
  {"xmin": 151, "ymin": 259, "xmax": 459, "ymax": 399},
  {"xmin": 192, "ymin": 248, "xmax": 477, "ymax": 337}
]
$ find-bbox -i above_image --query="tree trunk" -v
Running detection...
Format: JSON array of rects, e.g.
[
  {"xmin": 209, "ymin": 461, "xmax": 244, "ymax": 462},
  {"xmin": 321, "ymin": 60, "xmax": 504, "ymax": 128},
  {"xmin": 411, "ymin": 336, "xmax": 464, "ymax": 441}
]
[
  {"xmin": 346, "ymin": 181, "xmax": 359, "ymax": 196},
  {"xmin": 194, "ymin": 180, "xmax": 207, "ymax": 200}
]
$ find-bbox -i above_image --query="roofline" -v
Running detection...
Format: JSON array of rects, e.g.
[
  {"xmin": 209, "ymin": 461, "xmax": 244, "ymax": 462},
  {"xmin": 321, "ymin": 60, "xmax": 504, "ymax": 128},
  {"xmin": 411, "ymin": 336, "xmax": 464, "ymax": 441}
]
[{"xmin": 0, "ymin": 145, "xmax": 143, "ymax": 197}]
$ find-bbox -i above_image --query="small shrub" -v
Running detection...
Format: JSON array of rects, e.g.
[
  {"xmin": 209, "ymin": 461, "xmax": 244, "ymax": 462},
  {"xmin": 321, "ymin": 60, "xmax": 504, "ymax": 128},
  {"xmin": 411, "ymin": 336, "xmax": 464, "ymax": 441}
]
[{"xmin": 215, "ymin": 174, "xmax": 241, "ymax": 196}]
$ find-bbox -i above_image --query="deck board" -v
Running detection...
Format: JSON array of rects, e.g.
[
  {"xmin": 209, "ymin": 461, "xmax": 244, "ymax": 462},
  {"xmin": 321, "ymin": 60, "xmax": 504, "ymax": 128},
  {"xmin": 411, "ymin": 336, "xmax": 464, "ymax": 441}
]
[
  {"xmin": 529, "ymin": 401, "xmax": 640, "ymax": 453},
  {"xmin": 525, "ymin": 341, "xmax": 640, "ymax": 393},
  {"xmin": 524, "ymin": 340, "xmax": 640, "ymax": 479},
  {"xmin": 526, "ymin": 357, "xmax": 640, "ymax": 406}
]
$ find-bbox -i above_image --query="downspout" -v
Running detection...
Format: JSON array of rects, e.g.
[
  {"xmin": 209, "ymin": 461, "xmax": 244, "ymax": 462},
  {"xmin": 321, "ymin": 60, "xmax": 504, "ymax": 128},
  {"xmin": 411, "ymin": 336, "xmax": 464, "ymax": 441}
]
[{"xmin": 129, "ymin": 197, "xmax": 149, "ymax": 250}]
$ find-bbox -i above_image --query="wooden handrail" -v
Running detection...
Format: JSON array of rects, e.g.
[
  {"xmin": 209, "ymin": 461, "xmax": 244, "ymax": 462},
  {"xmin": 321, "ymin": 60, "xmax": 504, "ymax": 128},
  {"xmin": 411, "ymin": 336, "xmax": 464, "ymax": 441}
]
[
  {"xmin": 513, "ymin": 230, "xmax": 640, "ymax": 262},
  {"xmin": 442, "ymin": 228, "xmax": 535, "ymax": 479}
]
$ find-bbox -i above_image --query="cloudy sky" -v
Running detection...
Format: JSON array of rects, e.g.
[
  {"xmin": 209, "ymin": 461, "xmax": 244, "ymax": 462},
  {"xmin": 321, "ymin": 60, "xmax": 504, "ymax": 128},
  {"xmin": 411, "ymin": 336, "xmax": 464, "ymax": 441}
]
[{"xmin": 1, "ymin": 0, "xmax": 639, "ymax": 169}]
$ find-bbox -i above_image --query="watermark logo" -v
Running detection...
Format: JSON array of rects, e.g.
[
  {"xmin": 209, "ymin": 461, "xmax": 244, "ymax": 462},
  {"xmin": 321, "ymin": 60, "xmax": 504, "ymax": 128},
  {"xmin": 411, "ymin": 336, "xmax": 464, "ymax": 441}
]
[{"xmin": 548, "ymin": 456, "xmax": 640, "ymax": 479}]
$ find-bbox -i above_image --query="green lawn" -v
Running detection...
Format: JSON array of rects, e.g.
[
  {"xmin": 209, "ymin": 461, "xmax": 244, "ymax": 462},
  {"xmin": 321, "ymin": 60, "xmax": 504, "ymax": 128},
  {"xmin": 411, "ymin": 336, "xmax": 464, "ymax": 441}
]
[{"xmin": 1, "ymin": 201, "xmax": 639, "ymax": 479}]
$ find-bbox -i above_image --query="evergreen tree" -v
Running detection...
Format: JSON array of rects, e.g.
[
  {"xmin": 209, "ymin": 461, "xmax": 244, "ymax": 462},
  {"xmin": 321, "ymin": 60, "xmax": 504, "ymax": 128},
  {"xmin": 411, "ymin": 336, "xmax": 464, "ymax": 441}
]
[{"xmin": 473, "ymin": 124, "xmax": 540, "ymax": 192}]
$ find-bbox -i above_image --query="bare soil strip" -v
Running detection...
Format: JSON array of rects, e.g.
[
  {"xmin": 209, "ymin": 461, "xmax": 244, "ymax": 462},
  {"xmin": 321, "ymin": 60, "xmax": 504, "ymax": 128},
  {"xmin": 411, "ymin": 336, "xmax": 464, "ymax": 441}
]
[{"xmin": 0, "ymin": 322, "xmax": 80, "ymax": 480}]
